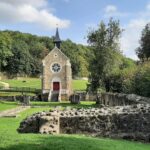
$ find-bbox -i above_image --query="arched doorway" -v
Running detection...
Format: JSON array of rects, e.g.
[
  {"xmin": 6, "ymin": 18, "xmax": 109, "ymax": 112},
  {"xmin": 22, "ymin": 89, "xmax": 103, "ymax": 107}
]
[
  {"xmin": 53, "ymin": 82, "xmax": 60, "ymax": 91},
  {"xmin": 50, "ymin": 77, "xmax": 61, "ymax": 102}
]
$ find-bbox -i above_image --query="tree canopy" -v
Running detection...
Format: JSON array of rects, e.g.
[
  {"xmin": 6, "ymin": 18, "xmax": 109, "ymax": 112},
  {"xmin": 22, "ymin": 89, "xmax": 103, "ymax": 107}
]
[
  {"xmin": 0, "ymin": 30, "xmax": 91, "ymax": 77},
  {"xmin": 87, "ymin": 18, "xmax": 123, "ymax": 92},
  {"xmin": 136, "ymin": 23, "xmax": 150, "ymax": 61}
]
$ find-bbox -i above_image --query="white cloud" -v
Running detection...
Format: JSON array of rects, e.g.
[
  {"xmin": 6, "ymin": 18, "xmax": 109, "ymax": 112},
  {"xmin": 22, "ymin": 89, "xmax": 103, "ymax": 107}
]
[
  {"xmin": 0, "ymin": 0, "xmax": 70, "ymax": 29},
  {"xmin": 105, "ymin": 5, "xmax": 117, "ymax": 14},
  {"xmin": 146, "ymin": 2, "xmax": 150, "ymax": 10},
  {"xmin": 0, "ymin": 0, "xmax": 47, "ymax": 8},
  {"xmin": 104, "ymin": 4, "xmax": 129, "ymax": 18},
  {"xmin": 103, "ymin": 3, "xmax": 150, "ymax": 60},
  {"xmin": 121, "ymin": 11, "xmax": 150, "ymax": 60}
]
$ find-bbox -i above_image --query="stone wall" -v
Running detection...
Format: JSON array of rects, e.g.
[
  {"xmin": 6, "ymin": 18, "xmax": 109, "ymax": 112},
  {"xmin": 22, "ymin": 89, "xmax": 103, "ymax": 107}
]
[
  {"xmin": 18, "ymin": 104, "xmax": 150, "ymax": 142},
  {"xmin": 97, "ymin": 93, "xmax": 150, "ymax": 106},
  {"xmin": 0, "ymin": 95, "xmax": 39, "ymax": 101}
]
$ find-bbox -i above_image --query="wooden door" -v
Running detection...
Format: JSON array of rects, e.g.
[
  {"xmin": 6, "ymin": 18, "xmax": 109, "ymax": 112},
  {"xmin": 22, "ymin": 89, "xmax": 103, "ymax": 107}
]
[{"xmin": 53, "ymin": 82, "xmax": 60, "ymax": 91}]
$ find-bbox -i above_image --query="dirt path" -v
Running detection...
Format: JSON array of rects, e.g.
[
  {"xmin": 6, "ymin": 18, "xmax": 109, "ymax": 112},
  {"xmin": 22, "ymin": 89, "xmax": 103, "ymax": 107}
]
[
  {"xmin": 0, "ymin": 106, "xmax": 30, "ymax": 117},
  {"xmin": 0, "ymin": 81, "xmax": 9, "ymax": 89}
]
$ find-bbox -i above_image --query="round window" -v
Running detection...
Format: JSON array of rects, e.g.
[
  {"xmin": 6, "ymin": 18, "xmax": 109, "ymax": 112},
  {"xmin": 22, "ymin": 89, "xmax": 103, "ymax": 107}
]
[{"xmin": 51, "ymin": 63, "xmax": 61, "ymax": 73}]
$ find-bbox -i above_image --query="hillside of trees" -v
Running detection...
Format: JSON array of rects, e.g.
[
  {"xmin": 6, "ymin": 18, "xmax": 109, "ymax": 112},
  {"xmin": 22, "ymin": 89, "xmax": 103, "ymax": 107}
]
[
  {"xmin": 0, "ymin": 30, "xmax": 91, "ymax": 78},
  {"xmin": 0, "ymin": 20, "xmax": 150, "ymax": 97}
]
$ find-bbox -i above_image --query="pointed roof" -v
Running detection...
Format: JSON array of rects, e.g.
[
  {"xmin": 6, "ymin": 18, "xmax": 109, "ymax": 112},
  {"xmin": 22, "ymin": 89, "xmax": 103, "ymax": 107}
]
[
  {"xmin": 54, "ymin": 28, "xmax": 61, "ymax": 42},
  {"xmin": 53, "ymin": 28, "xmax": 61, "ymax": 49}
]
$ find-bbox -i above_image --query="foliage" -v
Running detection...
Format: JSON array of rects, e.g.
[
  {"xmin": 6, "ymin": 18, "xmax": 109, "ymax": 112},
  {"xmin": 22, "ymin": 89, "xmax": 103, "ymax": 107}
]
[
  {"xmin": 108, "ymin": 57, "xmax": 137, "ymax": 93},
  {"xmin": 87, "ymin": 18, "xmax": 123, "ymax": 92},
  {"xmin": 132, "ymin": 61, "xmax": 150, "ymax": 97},
  {"xmin": 0, "ymin": 30, "xmax": 91, "ymax": 77},
  {"xmin": 0, "ymin": 32, "xmax": 13, "ymax": 71},
  {"xmin": 136, "ymin": 23, "xmax": 150, "ymax": 60}
]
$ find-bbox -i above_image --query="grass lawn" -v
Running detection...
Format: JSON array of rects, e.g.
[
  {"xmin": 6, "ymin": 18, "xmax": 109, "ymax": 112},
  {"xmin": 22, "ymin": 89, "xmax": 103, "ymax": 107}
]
[
  {"xmin": 72, "ymin": 79, "xmax": 88, "ymax": 91},
  {"xmin": 0, "ymin": 102, "xmax": 150, "ymax": 150},
  {"xmin": 0, "ymin": 101, "xmax": 18, "ymax": 112},
  {"xmin": 0, "ymin": 82, "xmax": 4, "ymax": 87},
  {"xmin": 3, "ymin": 78, "xmax": 41, "ymax": 89},
  {"xmin": 31, "ymin": 101, "xmax": 97, "ymax": 109},
  {"xmin": 2, "ymin": 78, "xmax": 88, "ymax": 91}
]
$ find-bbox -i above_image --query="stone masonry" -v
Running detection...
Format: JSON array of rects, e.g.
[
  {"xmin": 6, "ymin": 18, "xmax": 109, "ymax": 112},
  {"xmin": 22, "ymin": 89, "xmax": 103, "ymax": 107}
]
[
  {"xmin": 96, "ymin": 93, "xmax": 150, "ymax": 106},
  {"xmin": 18, "ymin": 104, "xmax": 150, "ymax": 142}
]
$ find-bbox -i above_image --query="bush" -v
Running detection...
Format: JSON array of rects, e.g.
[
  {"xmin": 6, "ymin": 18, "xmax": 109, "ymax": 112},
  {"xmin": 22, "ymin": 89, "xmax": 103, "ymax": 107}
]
[{"xmin": 132, "ymin": 61, "xmax": 150, "ymax": 97}]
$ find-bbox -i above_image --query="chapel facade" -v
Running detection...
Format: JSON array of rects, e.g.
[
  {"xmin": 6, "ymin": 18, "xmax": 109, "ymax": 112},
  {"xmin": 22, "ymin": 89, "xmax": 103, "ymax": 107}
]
[{"xmin": 42, "ymin": 28, "xmax": 72, "ymax": 101}]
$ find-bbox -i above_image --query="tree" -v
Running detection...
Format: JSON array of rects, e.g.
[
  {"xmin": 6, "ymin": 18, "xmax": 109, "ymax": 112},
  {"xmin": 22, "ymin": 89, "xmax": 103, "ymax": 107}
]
[
  {"xmin": 109, "ymin": 57, "xmax": 137, "ymax": 93},
  {"xmin": 87, "ymin": 18, "xmax": 122, "ymax": 92},
  {"xmin": 132, "ymin": 61, "xmax": 150, "ymax": 97},
  {"xmin": 0, "ymin": 30, "xmax": 91, "ymax": 77},
  {"xmin": 6, "ymin": 40, "xmax": 32, "ymax": 76},
  {"xmin": 0, "ymin": 32, "xmax": 13, "ymax": 71},
  {"xmin": 136, "ymin": 23, "xmax": 150, "ymax": 61},
  {"xmin": 61, "ymin": 39, "xmax": 81, "ymax": 77}
]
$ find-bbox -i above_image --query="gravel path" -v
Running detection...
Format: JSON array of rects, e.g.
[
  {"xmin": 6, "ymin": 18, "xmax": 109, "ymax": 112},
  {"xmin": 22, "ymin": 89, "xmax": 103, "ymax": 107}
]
[{"xmin": 0, "ymin": 106, "xmax": 30, "ymax": 117}]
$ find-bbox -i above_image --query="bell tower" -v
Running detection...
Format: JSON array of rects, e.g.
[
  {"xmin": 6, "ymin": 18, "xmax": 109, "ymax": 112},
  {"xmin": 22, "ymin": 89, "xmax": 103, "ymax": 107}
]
[{"xmin": 53, "ymin": 28, "xmax": 61, "ymax": 49}]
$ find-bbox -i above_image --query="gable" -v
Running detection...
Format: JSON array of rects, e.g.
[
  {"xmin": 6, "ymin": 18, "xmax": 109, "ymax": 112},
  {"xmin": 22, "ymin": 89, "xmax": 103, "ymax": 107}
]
[{"xmin": 43, "ymin": 47, "xmax": 69, "ymax": 64}]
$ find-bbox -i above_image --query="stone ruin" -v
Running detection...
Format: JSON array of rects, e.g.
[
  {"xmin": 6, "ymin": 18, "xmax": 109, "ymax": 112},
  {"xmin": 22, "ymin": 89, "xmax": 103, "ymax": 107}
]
[
  {"xmin": 97, "ymin": 93, "xmax": 150, "ymax": 106},
  {"xmin": 18, "ymin": 103, "xmax": 150, "ymax": 142}
]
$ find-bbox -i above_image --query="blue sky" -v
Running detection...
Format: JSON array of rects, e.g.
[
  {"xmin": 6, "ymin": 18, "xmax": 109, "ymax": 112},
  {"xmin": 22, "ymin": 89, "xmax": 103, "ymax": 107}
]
[{"xmin": 0, "ymin": 0, "xmax": 150, "ymax": 60}]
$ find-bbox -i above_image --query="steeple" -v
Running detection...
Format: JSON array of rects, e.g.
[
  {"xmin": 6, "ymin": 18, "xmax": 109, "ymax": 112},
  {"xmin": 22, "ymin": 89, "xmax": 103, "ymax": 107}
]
[{"xmin": 54, "ymin": 28, "xmax": 61, "ymax": 49}]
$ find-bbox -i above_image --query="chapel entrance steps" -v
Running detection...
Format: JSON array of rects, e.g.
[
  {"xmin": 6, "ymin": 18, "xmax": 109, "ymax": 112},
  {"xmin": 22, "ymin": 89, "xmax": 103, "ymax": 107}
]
[{"xmin": 51, "ymin": 91, "xmax": 59, "ymax": 102}]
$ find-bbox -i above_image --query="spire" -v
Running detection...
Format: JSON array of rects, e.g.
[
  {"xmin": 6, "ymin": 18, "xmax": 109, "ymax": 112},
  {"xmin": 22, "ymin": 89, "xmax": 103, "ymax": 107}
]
[{"xmin": 54, "ymin": 27, "xmax": 61, "ymax": 49}]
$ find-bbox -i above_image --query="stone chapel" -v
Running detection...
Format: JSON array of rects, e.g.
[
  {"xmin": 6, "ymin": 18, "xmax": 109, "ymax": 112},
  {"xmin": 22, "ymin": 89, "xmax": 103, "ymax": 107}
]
[{"xmin": 42, "ymin": 28, "xmax": 72, "ymax": 101}]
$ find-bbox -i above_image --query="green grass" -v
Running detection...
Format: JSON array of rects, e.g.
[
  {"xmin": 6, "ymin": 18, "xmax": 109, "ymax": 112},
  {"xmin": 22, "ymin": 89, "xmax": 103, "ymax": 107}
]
[
  {"xmin": 31, "ymin": 101, "xmax": 96, "ymax": 109},
  {"xmin": 2, "ymin": 78, "xmax": 88, "ymax": 91},
  {"xmin": 0, "ymin": 101, "xmax": 18, "ymax": 112},
  {"xmin": 0, "ymin": 82, "xmax": 4, "ymax": 87},
  {"xmin": 3, "ymin": 78, "xmax": 41, "ymax": 89},
  {"xmin": 0, "ymin": 92, "xmax": 26, "ymax": 96},
  {"xmin": 72, "ymin": 79, "xmax": 88, "ymax": 90},
  {"xmin": 0, "ymin": 102, "xmax": 150, "ymax": 150}
]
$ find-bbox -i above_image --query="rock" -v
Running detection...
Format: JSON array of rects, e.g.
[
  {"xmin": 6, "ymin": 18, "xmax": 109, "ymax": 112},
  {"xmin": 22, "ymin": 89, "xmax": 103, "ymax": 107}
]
[
  {"xmin": 69, "ymin": 94, "xmax": 80, "ymax": 104},
  {"xmin": 18, "ymin": 104, "xmax": 150, "ymax": 143}
]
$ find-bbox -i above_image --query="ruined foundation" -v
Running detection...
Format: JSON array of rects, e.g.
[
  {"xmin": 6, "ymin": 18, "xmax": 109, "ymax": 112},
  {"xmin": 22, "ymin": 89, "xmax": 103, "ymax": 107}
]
[{"xmin": 18, "ymin": 104, "xmax": 150, "ymax": 142}]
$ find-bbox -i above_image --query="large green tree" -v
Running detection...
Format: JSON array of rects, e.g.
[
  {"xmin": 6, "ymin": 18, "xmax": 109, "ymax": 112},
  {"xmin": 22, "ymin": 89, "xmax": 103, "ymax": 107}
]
[
  {"xmin": 132, "ymin": 61, "xmax": 150, "ymax": 97},
  {"xmin": 136, "ymin": 23, "xmax": 150, "ymax": 61},
  {"xmin": 0, "ymin": 32, "xmax": 13, "ymax": 71},
  {"xmin": 87, "ymin": 18, "xmax": 122, "ymax": 92}
]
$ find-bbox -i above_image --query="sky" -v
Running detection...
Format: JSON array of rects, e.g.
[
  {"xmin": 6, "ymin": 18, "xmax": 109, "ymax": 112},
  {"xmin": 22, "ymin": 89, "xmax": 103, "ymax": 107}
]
[{"xmin": 0, "ymin": 0, "xmax": 150, "ymax": 60}]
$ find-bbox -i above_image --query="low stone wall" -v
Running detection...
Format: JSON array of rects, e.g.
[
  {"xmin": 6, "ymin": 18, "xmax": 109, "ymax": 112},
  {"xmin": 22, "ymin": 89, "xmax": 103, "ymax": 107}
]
[
  {"xmin": 18, "ymin": 104, "xmax": 150, "ymax": 142},
  {"xmin": 97, "ymin": 93, "xmax": 150, "ymax": 106},
  {"xmin": 0, "ymin": 95, "xmax": 39, "ymax": 101}
]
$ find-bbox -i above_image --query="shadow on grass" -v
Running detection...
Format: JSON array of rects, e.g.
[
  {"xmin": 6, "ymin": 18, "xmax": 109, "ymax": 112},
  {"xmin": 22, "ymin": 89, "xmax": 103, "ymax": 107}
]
[
  {"xmin": 1, "ymin": 134, "xmax": 149, "ymax": 150},
  {"xmin": 0, "ymin": 135, "xmax": 119, "ymax": 150}
]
